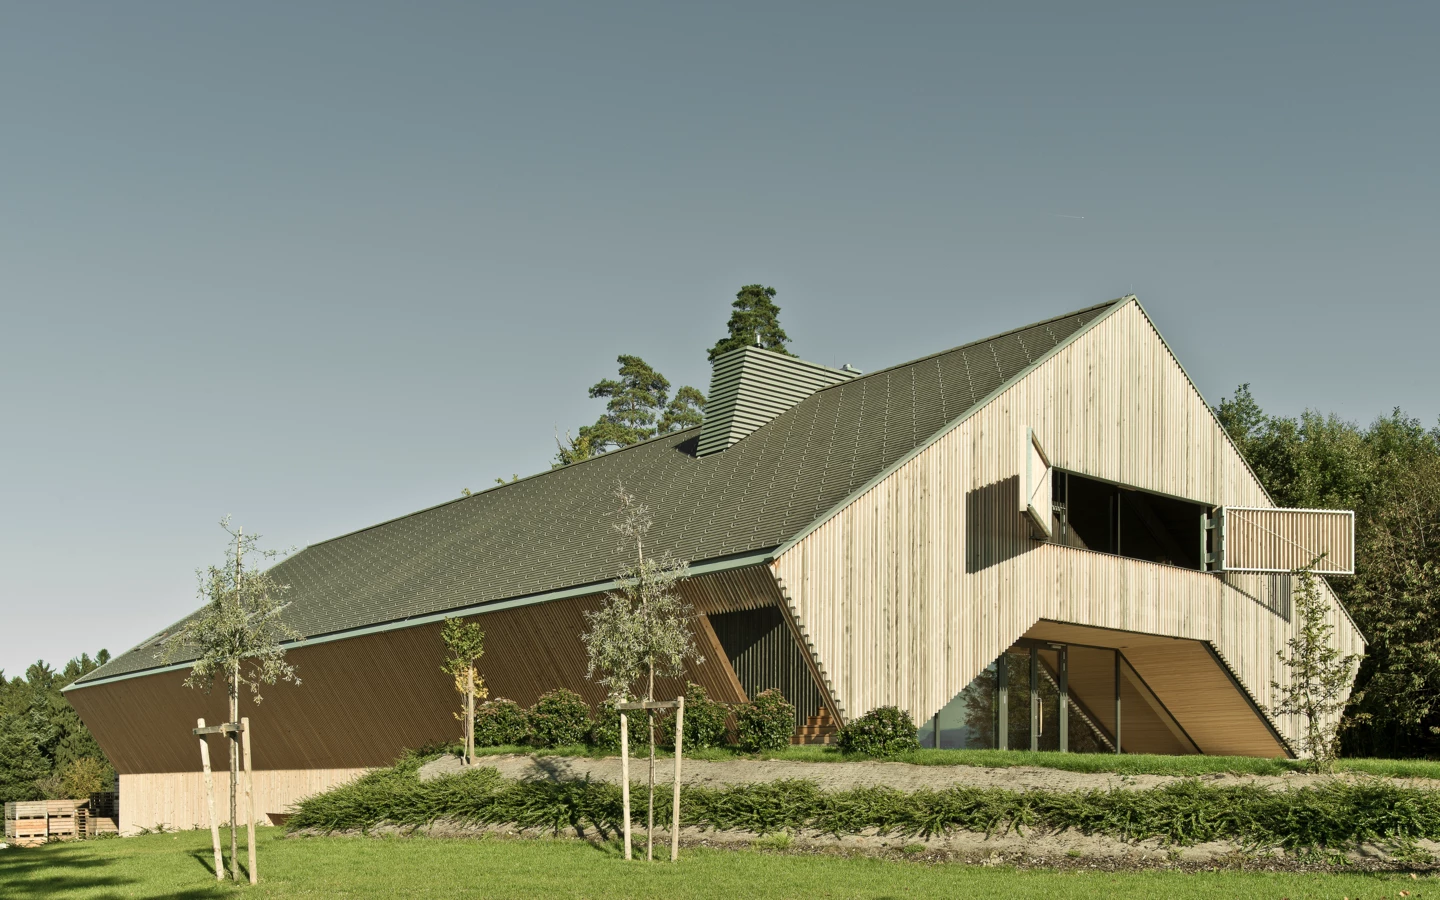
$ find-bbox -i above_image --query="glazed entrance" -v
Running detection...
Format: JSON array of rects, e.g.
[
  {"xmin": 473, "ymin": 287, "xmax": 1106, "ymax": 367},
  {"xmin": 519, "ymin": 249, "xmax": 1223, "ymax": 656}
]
[{"xmin": 917, "ymin": 640, "xmax": 1199, "ymax": 754}]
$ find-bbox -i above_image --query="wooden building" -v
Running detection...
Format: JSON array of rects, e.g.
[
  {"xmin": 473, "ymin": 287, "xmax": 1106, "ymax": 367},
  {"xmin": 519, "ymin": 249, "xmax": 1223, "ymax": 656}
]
[{"xmin": 65, "ymin": 296, "xmax": 1361, "ymax": 833}]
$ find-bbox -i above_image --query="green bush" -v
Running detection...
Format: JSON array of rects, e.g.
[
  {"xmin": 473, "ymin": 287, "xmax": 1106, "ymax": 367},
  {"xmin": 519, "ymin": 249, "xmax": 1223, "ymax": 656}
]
[
  {"xmin": 659, "ymin": 683, "xmax": 731, "ymax": 750},
  {"xmin": 837, "ymin": 706, "xmax": 921, "ymax": 757},
  {"xmin": 529, "ymin": 689, "xmax": 590, "ymax": 748},
  {"xmin": 736, "ymin": 689, "xmax": 795, "ymax": 752},
  {"xmin": 473, "ymin": 699, "xmax": 530, "ymax": 747},
  {"xmin": 588, "ymin": 699, "xmax": 624, "ymax": 751},
  {"xmin": 288, "ymin": 757, "xmax": 1440, "ymax": 855}
]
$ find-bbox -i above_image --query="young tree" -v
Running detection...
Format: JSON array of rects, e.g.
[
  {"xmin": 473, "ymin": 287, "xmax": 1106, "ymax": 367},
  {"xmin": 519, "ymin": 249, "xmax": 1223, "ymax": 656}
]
[
  {"xmin": 1269, "ymin": 559, "xmax": 1360, "ymax": 771},
  {"xmin": 707, "ymin": 284, "xmax": 794, "ymax": 362},
  {"xmin": 582, "ymin": 484, "xmax": 702, "ymax": 860},
  {"xmin": 158, "ymin": 518, "xmax": 300, "ymax": 881},
  {"xmin": 440, "ymin": 617, "xmax": 487, "ymax": 765}
]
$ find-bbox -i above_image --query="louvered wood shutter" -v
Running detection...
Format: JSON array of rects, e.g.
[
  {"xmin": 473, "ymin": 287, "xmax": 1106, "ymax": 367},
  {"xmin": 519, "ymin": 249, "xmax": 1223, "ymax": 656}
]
[
  {"xmin": 1023, "ymin": 428, "xmax": 1052, "ymax": 539},
  {"xmin": 1215, "ymin": 507, "xmax": 1355, "ymax": 575}
]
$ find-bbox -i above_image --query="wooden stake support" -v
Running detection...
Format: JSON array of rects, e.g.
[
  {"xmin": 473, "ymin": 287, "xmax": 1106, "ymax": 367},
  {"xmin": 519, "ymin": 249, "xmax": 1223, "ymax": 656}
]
[
  {"xmin": 241, "ymin": 717, "xmax": 256, "ymax": 884},
  {"xmin": 619, "ymin": 711, "xmax": 631, "ymax": 860},
  {"xmin": 616, "ymin": 698, "xmax": 685, "ymax": 863},
  {"xmin": 671, "ymin": 696, "xmax": 683, "ymax": 862},
  {"xmin": 196, "ymin": 718, "xmax": 223, "ymax": 880}
]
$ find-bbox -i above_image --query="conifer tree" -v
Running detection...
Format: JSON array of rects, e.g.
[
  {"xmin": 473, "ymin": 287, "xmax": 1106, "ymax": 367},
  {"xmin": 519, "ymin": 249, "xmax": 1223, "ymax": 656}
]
[
  {"xmin": 707, "ymin": 284, "xmax": 794, "ymax": 361},
  {"xmin": 554, "ymin": 357, "xmax": 705, "ymax": 466}
]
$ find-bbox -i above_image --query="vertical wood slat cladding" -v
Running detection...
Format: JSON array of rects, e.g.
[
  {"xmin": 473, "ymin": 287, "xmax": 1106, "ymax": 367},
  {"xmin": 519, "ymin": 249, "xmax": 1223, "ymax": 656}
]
[
  {"xmin": 709, "ymin": 608, "xmax": 825, "ymax": 726},
  {"xmin": 773, "ymin": 300, "xmax": 1364, "ymax": 755},
  {"xmin": 1222, "ymin": 507, "xmax": 1355, "ymax": 574},
  {"xmin": 119, "ymin": 770, "xmax": 366, "ymax": 836},
  {"xmin": 69, "ymin": 571, "xmax": 773, "ymax": 776}
]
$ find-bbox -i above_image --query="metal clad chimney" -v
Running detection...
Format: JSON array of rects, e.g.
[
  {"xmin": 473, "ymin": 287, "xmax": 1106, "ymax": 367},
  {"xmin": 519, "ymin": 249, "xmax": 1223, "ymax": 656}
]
[{"xmin": 696, "ymin": 346, "xmax": 857, "ymax": 457}]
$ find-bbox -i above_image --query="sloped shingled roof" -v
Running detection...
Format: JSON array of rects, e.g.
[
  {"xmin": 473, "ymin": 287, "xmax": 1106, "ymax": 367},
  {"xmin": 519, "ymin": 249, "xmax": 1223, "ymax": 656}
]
[{"xmin": 76, "ymin": 300, "xmax": 1119, "ymax": 685}]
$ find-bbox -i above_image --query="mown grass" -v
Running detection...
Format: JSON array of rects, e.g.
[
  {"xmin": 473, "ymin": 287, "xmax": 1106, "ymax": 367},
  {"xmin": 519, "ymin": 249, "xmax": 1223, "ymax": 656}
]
[
  {"xmin": 287, "ymin": 758, "xmax": 1440, "ymax": 853},
  {"xmin": 471, "ymin": 742, "xmax": 1440, "ymax": 779},
  {"xmin": 2, "ymin": 827, "xmax": 1437, "ymax": 900}
]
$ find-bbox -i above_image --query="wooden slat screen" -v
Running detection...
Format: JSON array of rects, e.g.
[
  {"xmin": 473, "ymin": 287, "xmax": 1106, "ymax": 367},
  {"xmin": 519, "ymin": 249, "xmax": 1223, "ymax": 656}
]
[
  {"xmin": 1219, "ymin": 507, "xmax": 1355, "ymax": 575},
  {"xmin": 1024, "ymin": 428, "xmax": 1051, "ymax": 539}
]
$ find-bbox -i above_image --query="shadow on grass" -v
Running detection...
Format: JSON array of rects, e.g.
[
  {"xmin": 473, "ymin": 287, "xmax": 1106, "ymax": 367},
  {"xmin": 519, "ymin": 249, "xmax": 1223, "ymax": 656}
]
[{"xmin": 0, "ymin": 843, "xmax": 219, "ymax": 900}]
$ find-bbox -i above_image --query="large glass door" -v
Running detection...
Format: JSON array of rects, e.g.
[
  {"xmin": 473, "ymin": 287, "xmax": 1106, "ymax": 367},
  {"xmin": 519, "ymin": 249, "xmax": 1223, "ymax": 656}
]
[{"xmin": 923, "ymin": 639, "xmax": 1182, "ymax": 755}]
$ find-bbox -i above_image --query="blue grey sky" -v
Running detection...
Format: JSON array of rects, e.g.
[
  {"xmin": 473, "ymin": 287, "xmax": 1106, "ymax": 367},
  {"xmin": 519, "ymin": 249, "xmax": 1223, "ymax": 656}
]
[{"xmin": 3, "ymin": 3, "xmax": 1436, "ymax": 677}]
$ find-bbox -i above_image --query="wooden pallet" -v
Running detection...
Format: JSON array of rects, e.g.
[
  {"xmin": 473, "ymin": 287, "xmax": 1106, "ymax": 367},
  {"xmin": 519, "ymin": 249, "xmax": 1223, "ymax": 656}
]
[
  {"xmin": 5, "ymin": 801, "xmax": 50, "ymax": 847},
  {"xmin": 46, "ymin": 800, "xmax": 79, "ymax": 840},
  {"xmin": 87, "ymin": 792, "xmax": 120, "ymax": 837}
]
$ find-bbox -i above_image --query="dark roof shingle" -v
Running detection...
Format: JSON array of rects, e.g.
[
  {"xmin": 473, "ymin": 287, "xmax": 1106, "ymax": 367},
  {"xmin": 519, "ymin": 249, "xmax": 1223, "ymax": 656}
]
[{"xmin": 76, "ymin": 300, "xmax": 1117, "ymax": 685}]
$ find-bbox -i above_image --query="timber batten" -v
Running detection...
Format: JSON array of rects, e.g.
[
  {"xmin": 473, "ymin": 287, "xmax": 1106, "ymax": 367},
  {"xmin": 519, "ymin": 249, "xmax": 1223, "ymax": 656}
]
[{"xmin": 772, "ymin": 299, "xmax": 1362, "ymax": 754}]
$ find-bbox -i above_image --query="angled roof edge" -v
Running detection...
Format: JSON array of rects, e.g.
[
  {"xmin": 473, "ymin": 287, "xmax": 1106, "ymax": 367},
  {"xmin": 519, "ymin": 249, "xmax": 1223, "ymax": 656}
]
[
  {"xmin": 770, "ymin": 297, "xmax": 1131, "ymax": 561},
  {"xmin": 65, "ymin": 547, "xmax": 777, "ymax": 692},
  {"xmin": 1124, "ymin": 299, "xmax": 1367, "ymax": 643}
]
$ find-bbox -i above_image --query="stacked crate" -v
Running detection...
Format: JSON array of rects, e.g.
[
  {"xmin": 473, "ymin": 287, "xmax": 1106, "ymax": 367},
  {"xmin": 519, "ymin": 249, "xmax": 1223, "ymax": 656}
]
[
  {"xmin": 4, "ymin": 801, "xmax": 50, "ymax": 847},
  {"xmin": 87, "ymin": 792, "xmax": 119, "ymax": 836},
  {"xmin": 45, "ymin": 800, "xmax": 78, "ymax": 840}
]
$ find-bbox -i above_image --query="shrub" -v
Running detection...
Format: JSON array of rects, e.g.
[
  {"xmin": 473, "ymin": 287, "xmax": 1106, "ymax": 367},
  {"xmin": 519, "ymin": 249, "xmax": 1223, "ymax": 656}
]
[
  {"xmin": 588, "ymin": 698, "xmax": 624, "ymax": 751},
  {"xmin": 289, "ymin": 757, "xmax": 1440, "ymax": 855},
  {"xmin": 473, "ymin": 698, "xmax": 530, "ymax": 747},
  {"xmin": 659, "ymin": 682, "xmax": 730, "ymax": 750},
  {"xmin": 60, "ymin": 757, "xmax": 111, "ymax": 799},
  {"xmin": 837, "ymin": 705, "xmax": 921, "ymax": 757},
  {"xmin": 735, "ymin": 689, "xmax": 795, "ymax": 752},
  {"xmin": 529, "ymin": 689, "xmax": 591, "ymax": 748}
]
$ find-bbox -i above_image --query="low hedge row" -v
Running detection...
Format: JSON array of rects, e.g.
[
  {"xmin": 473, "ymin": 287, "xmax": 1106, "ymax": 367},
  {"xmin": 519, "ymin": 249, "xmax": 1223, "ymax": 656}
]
[{"xmin": 288, "ymin": 758, "xmax": 1440, "ymax": 853}]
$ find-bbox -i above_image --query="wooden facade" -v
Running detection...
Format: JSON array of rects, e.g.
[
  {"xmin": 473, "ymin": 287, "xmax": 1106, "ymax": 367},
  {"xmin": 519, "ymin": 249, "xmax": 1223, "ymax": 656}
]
[
  {"xmin": 772, "ymin": 299, "xmax": 1364, "ymax": 755},
  {"xmin": 70, "ymin": 569, "xmax": 797, "ymax": 832}
]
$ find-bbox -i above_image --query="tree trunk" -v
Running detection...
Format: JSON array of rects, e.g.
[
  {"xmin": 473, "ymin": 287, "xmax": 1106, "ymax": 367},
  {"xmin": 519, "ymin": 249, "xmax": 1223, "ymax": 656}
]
[{"xmin": 229, "ymin": 665, "xmax": 239, "ymax": 882}]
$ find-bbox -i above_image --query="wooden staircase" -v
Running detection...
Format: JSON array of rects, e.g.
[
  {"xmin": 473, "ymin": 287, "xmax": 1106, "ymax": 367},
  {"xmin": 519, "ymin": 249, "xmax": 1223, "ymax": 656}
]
[{"xmin": 792, "ymin": 708, "xmax": 839, "ymax": 745}]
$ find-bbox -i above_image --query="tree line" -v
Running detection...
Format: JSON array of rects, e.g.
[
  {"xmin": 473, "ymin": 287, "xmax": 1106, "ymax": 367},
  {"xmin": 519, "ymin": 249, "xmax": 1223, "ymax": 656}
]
[
  {"xmin": 0, "ymin": 652, "xmax": 115, "ymax": 805},
  {"xmin": 1215, "ymin": 385, "xmax": 1440, "ymax": 757}
]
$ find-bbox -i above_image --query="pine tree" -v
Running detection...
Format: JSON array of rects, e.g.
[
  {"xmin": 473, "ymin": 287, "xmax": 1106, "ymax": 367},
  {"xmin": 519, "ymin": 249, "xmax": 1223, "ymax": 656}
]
[
  {"xmin": 554, "ymin": 357, "xmax": 705, "ymax": 466},
  {"xmin": 707, "ymin": 284, "xmax": 794, "ymax": 362}
]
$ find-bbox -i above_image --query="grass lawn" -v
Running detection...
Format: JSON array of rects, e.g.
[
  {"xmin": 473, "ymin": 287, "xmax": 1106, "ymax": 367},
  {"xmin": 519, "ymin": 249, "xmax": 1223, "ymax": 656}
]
[
  {"xmin": 2, "ymin": 829, "xmax": 1435, "ymax": 900},
  {"xmin": 476, "ymin": 743, "xmax": 1440, "ymax": 779}
]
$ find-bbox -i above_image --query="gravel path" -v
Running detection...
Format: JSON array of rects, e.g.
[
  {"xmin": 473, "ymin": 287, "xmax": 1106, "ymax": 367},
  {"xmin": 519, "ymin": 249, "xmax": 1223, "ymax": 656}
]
[{"xmin": 417, "ymin": 753, "xmax": 1440, "ymax": 793}]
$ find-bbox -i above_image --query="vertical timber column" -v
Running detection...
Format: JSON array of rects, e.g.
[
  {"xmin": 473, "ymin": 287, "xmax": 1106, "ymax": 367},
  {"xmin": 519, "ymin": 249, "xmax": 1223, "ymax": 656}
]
[
  {"xmin": 1058, "ymin": 646, "xmax": 1069, "ymax": 753},
  {"xmin": 996, "ymin": 653, "xmax": 1008, "ymax": 751},
  {"xmin": 1029, "ymin": 647, "xmax": 1039, "ymax": 753},
  {"xmin": 931, "ymin": 713, "xmax": 939, "ymax": 749},
  {"xmin": 1114, "ymin": 650, "xmax": 1122, "ymax": 755}
]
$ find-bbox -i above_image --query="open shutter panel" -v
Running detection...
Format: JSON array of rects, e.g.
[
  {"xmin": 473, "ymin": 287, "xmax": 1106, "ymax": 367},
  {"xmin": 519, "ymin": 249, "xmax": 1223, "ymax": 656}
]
[
  {"xmin": 1216, "ymin": 507, "xmax": 1355, "ymax": 575},
  {"xmin": 1023, "ymin": 428, "xmax": 1052, "ymax": 539}
]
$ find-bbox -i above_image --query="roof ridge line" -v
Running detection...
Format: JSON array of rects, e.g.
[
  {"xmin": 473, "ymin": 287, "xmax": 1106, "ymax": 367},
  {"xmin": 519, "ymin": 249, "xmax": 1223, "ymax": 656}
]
[{"xmin": 805, "ymin": 297, "xmax": 1126, "ymax": 394}]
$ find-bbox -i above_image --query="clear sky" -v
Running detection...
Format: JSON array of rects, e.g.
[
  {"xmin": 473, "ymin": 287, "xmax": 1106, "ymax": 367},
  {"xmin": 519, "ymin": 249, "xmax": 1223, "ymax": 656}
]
[{"xmin": 2, "ymin": 3, "xmax": 1436, "ymax": 678}]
